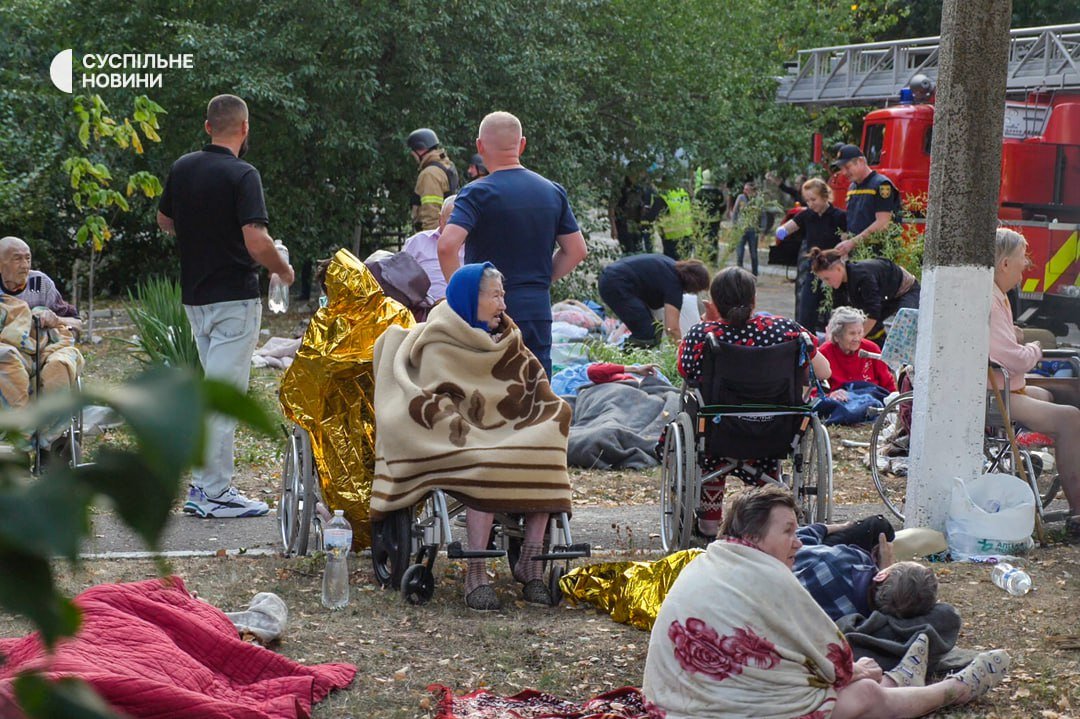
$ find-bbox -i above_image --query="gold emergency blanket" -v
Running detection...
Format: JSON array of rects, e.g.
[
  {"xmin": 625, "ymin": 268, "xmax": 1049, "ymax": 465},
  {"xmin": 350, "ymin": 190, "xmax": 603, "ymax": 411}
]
[
  {"xmin": 559, "ymin": 549, "xmax": 703, "ymax": 630},
  {"xmin": 279, "ymin": 249, "xmax": 414, "ymax": 548}
]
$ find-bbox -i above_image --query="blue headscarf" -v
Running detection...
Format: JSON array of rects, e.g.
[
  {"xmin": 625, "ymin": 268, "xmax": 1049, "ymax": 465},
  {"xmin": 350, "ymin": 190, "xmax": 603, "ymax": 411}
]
[{"xmin": 446, "ymin": 262, "xmax": 495, "ymax": 330}]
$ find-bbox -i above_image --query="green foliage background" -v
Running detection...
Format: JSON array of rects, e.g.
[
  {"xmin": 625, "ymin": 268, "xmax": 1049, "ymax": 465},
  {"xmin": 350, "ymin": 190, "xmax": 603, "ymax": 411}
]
[
  {"xmin": 0, "ymin": 0, "xmax": 912, "ymax": 298},
  {"xmin": 5, "ymin": 1, "xmax": 1065, "ymax": 302}
]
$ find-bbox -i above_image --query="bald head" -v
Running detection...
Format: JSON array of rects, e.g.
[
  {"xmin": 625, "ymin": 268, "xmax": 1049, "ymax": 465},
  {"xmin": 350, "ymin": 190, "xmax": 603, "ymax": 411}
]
[
  {"xmin": 476, "ymin": 111, "xmax": 525, "ymax": 171},
  {"xmin": 0, "ymin": 236, "xmax": 32, "ymax": 288},
  {"xmin": 0, "ymin": 236, "xmax": 29, "ymax": 259}
]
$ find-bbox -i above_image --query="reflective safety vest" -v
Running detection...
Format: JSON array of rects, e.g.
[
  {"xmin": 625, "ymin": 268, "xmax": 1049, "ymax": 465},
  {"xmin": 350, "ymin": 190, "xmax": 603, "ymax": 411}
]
[{"xmin": 658, "ymin": 188, "xmax": 693, "ymax": 239}]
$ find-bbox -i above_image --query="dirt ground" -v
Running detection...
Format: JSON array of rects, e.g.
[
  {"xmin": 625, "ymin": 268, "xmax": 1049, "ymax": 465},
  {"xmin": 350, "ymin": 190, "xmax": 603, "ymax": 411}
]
[{"xmin": 6, "ymin": 297, "xmax": 1079, "ymax": 717}]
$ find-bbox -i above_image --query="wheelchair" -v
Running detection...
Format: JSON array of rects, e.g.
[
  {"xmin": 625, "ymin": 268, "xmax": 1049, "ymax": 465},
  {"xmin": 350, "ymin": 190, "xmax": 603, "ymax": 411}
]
[
  {"xmin": 659, "ymin": 333, "xmax": 833, "ymax": 553},
  {"xmin": 869, "ymin": 353, "xmax": 1077, "ymax": 523},
  {"xmin": 370, "ymin": 492, "xmax": 590, "ymax": 606},
  {"xmin": 278, "ymin": 424, "xmax": 328, "ymax": 556}
]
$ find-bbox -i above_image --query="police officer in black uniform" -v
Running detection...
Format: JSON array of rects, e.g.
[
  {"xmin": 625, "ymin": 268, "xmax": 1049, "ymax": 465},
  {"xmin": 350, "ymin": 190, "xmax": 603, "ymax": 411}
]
[{"xmin": 833, "ymin": 144, "xmax": 901, "ymax": 256}]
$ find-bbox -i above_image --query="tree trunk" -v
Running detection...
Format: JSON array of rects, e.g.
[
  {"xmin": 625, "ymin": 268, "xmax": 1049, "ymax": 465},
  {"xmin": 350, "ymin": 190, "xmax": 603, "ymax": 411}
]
[{"xmin": 905, "ymin": 0, "xmax": 1012, "ymax": 530}]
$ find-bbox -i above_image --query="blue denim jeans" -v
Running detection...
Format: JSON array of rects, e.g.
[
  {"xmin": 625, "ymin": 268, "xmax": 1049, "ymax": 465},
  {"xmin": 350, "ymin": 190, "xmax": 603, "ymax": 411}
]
[{"xmin": 184, "ymin": 298, "xmax": 262, "ymax": 496}]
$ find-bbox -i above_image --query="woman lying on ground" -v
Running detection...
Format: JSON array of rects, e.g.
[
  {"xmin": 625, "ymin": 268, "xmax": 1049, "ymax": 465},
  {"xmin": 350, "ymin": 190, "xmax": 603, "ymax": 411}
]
[
  {"xmin": 809, "ymin": 247, "xmax": 919, "ymax": 344},
  {"xmin": 371, "ymin": 262, "xmax": 574, "ymax": 611},
  {"xmin": 677, "ymin": 266, "xmax": 831, "ymax": 537},
  {"xmin": 818, "ymin": 306, "xmax": 897, "ymax": 401},
  {"xmin": 990, "ymin": 228, "xmax": 1080, "ymax": 542},
  {"xmin": 642, "ymin": 485, "xmax": 1010, "ymax": 719}
]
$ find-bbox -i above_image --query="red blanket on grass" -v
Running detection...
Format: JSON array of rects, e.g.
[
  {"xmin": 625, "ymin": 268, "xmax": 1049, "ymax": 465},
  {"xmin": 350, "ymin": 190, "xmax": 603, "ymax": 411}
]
[
  {"xmin": 0, "ymin": 577, "xmax": 355, "ymax": 719},
  {"xmin": 429, "ymin": 684, "xmax": 663, "ymax": 719}
]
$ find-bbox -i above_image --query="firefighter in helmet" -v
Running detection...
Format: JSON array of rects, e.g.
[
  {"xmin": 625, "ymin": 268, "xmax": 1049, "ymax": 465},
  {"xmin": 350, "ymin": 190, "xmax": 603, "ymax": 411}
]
[
  {"xmin": 407, "ymin": 128, "xmax": 460, "ymax": 231},
  {"xmin": 466, "ymin": 153, "xmax": 489, "ymax": 182}
]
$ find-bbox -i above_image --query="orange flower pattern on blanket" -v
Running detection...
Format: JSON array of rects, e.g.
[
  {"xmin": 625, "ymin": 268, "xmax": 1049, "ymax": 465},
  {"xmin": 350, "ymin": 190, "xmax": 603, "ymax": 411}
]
[
  {"xmin": 491, "ymin": 345, "xmax": 571, "ymax": 435},
  {"xmin": 408, "ymin": 382, "xmax": 508, "ymax": 447},
  {"xmin": 667, "ymin": 618, "xmax": 781, "ymax": 681}
]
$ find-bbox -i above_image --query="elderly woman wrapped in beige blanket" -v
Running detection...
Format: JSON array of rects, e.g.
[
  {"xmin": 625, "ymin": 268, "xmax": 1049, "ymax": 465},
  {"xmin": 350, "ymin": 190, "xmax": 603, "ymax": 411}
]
[
  {"xmin": 371, "ymin": 262, "xmax": 572, "ymax": 611},
  {"xmin": 0, "ymin": 294, "xmax": 83, "ymax": 412}
]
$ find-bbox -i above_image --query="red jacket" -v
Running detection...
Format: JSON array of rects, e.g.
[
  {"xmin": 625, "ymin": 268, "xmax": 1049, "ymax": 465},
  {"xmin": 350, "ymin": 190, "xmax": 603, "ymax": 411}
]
[{"xmin": 819, "ymin": 339, "xmax": 897, "ymax": 393}]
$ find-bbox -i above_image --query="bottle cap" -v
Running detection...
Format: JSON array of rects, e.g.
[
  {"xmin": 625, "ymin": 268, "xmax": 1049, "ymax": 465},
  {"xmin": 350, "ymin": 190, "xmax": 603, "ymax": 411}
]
[{"xmin": 334, "ymin": 509, "xmax": 344, "ymax": 516}]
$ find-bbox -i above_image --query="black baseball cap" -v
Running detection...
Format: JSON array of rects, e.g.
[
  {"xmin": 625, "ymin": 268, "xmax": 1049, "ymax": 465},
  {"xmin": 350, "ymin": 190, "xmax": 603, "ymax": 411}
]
[{"xmin": 835, "ymin": 144, "xmax": 864, "ymax": 166}]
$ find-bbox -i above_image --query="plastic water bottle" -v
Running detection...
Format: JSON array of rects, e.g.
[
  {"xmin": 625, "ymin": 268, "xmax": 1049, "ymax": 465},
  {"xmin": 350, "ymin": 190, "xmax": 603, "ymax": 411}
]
[
  {"xmin": 321, "ymin": 510, "xmax": 352, "ymax": 609},
  {"xmin": 991, "ymin": 562, "xmax": 1032, "ymax": 596},
  {"xmin": 267, "ymin": 241, "xmax": 290, "ymax": 313}
]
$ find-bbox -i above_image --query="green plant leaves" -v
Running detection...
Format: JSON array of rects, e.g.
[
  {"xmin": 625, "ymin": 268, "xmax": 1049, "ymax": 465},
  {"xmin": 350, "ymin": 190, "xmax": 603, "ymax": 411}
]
[
  {"xmin": 14, "ymin": 674, "xmax": 118, "ymax": 719},
  {"xmin": 0, "ymin": 554, "xmax": 81, "ymax": 647}
]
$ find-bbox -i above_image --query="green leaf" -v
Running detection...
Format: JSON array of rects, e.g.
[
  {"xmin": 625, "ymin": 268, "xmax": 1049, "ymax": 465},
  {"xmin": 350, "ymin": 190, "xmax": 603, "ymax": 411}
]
[
  {"xmin": 75, "ymin": 225, "xmax": 88, "ymax": 246},
  {"xmin": 0, "ymin": 553, "xmax": 80, "ymax": 647},
  {"xmin": 0, "ymin": 471, "xmax": 91, "ymax": 559},
  {"xmin": 202, "ymin": 379, "xmax": 277, "ymax": 437},
  {"xmin": 76, "ymin": 450, "xmax": 177, "ymax": 550},
  {"xmin": 14, "ymin": 674, "xmax": 119, "ymax": 719},
  {"xmin": 77, "ymin": 122, "xmax": 89, "ymax": 148}
]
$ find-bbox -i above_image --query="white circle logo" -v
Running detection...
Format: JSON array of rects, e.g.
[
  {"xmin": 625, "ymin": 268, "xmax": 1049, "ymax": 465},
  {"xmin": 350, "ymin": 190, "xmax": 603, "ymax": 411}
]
[{"xmin": 50, "ymin": 49, "xmax": 73, "ymax": 94}]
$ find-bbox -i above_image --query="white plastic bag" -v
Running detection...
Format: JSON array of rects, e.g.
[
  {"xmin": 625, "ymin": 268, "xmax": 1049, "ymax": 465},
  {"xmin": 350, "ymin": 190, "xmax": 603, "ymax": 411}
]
[{"xmin": 945, "ymin": 473, "xmax": 1035, "ymax": 560}]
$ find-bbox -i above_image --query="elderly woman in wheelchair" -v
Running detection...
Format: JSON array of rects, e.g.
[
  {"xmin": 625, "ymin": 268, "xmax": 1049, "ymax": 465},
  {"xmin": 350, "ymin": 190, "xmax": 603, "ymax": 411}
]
[
  {"xmin": 370, "ymin": 262, "xmax": 586, "ymax": 610},
  {"xmin": 660, "ymin": 266, "xmax": 833, "ymax": 547},
  {"xmin": 990, "ymin": 228, "xmax": 1080, "ymax": 542}
]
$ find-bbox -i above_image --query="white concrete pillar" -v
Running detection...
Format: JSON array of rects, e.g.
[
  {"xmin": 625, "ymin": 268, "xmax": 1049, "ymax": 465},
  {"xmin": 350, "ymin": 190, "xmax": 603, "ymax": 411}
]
[{"xmin": 903, "ymin": 0, "xmax": 1012, "ymax": 530}]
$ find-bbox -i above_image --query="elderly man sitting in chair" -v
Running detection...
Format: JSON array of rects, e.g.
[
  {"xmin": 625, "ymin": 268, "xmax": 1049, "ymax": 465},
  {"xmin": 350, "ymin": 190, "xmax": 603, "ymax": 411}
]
[
  {"xmin": 0, "ymin": 236, "xmax": 82, "ymax": 334},
  {"xmin": 0, "ymin": 241, "xmax": 84, "ymax": 413}
]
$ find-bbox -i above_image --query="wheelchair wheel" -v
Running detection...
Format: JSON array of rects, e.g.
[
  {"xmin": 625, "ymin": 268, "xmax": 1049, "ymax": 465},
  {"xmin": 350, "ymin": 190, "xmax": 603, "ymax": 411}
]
[
  {"xmin": 548, "ymin": 565, "xmax": 566, "ymax": 606},
  {"xmin": 985, "ymin": 442, "xmax": 1062, "ymax": 510},
  {"xmin": 659, "ymin": 413, "xmax": 696, "ymax": 553},
  {"xmin": 869, "ymin": 392, "xmax": 913, "ymax": 521},
  {"xmin": 279, "ymin": 427, "xmax": 316, "ymax": 556},
  {"xmin": 793, "ymin": 415, "xmax": 832, "ymax": 523},
  {"xmin": 371, "ymin": 508, "xmax": 414, "ymax": 589},
  {"xmin": 401, "ymin": 563, "xmax": 435, "ymax": 605}
]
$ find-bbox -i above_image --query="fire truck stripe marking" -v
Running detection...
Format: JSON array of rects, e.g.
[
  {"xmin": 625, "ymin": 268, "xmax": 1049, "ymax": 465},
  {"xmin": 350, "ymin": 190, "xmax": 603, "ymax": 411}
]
[
  {"xmin": 1023, "ymin": 278, "xmax": 1039, "ymax": 292},
  {"xmin": 1044, "ymin": 231, "xmax": 1078, "ymax": 291}
]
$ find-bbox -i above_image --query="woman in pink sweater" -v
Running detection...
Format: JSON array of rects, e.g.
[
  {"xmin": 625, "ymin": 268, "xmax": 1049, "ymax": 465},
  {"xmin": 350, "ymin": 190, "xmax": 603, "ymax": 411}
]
[{"xmin": 990, "ymin": 228, "xmax": 1080, "ymax": 542}]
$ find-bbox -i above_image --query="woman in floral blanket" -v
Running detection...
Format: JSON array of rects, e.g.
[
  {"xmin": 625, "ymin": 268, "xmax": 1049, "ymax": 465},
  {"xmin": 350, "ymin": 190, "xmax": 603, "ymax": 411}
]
[{"xmin": 642, "ymin": 486, "xmax": 1010, "ymax": 718}]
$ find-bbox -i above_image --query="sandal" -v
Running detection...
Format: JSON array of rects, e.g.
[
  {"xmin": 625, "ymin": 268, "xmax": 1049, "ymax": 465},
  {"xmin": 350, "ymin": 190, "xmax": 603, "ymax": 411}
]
[
  {"xmin": 947, "ymin": 649, "xmax": 1010, "ymax": 703},
  {"xmin": 464, "ymin": 584, "xmax": 502, "ymax": 612}
]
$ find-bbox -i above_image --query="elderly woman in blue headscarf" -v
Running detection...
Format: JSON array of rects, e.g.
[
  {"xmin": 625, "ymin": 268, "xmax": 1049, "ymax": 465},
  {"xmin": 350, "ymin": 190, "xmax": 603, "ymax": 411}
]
[{"xmin": 371, "ymin": 262, "xmax": 574, "ymax": 611}]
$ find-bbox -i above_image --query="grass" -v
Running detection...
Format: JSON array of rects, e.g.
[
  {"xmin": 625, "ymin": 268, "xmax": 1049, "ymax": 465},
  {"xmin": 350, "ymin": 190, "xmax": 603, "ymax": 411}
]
[{"xmin": 8, "ymin": 283, "xmax": 1079, "ymax": 718}]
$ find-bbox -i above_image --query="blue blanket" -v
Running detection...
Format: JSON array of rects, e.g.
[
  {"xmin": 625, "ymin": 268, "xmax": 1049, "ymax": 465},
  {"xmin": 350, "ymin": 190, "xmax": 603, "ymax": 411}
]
[{"xmin": 816, "ymin": 381, "xmax": 889, "ymax": 425}]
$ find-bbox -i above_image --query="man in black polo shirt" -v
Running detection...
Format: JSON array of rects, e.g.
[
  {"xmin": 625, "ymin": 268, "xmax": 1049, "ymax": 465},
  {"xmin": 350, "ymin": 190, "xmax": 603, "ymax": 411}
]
[
  {"xmin": 157, "ymin": 94, "xmax": 293, "ymax": 519},
  {"xmin": 834, "ymin": 144, "xmax": 902, "ymax": 256}
]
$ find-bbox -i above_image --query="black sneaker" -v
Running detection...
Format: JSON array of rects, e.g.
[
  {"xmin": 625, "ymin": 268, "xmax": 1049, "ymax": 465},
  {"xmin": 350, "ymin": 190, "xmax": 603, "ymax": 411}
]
[{"xmin": 823, "ymin": 514, "xmax": 895, "ymax": 554}]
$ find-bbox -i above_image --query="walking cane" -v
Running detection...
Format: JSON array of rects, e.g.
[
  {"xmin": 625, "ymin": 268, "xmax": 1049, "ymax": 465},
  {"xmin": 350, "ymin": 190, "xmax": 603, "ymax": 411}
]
[
  {"xmin": 987, "ymin": 367, "xmax": 1047, "ymax": 546},
  {"xmin": 32, "ymin": 314, "xmax": 43, "ymax": 472}
]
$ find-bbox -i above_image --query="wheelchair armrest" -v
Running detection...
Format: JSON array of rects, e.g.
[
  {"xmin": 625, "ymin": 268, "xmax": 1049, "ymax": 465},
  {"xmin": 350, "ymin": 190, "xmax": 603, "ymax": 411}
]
[
  {"xmin": 986, "ymin": 361, "xmax": 1012, "ymax": 426},
  {"xmin": 1041, "ymin": 348, "xmax": 1080, "ymax": 361}
]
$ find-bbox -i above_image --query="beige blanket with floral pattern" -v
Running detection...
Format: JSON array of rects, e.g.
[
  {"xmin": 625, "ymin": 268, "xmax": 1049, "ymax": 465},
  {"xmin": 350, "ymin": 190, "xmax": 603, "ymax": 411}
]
[
  {"xmin": 643, "ymin": 539, "xmax": 855, "ymax": 719},
  {"xmin": 370, "ymin": 301, "xmax": 572, "ymax": 519},
  {"xmin": 0, "ymin": 294, "xmax": 83, "ymax": 409}
]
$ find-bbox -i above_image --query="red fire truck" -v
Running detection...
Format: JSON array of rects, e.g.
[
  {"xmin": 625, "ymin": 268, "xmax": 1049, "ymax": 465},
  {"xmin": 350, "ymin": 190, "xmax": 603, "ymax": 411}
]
[{"xmin": 777, "ymin": 24, "xmax": 1080, "ymax": 334}]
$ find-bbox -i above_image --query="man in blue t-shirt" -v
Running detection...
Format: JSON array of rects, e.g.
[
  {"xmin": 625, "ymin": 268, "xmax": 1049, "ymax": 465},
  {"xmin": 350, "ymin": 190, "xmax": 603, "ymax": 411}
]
[{"xmin": 438, "ymin": 111, "xmax": 587, "ymax": 377}]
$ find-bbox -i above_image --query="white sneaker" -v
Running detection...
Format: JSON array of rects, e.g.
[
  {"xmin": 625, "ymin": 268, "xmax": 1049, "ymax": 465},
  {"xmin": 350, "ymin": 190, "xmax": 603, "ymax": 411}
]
[{"xmin": 183, "ymin": 485, "xmax": 269, "ymax": 518}]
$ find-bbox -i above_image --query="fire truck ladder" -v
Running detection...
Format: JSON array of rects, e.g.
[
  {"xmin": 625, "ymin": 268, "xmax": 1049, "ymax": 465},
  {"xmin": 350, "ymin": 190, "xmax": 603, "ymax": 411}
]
[{"xmin": 777, "ymin": 23, "xmax": 1080, "ymax": 106}]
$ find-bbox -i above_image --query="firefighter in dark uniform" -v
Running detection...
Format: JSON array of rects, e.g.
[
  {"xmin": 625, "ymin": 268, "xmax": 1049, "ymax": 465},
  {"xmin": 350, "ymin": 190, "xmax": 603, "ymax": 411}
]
[
  {"xmin": 407, "ymin": 128, "xmax": 459, "ymax": 231},
  {"xmin": 833, "ymin": 144, "xmax": 901, "ymax": 256}
]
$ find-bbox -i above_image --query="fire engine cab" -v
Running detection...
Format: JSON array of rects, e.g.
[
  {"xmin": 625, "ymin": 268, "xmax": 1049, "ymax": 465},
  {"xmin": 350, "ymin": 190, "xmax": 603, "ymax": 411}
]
[{"xmin": 777, "ymin": 24, "xmax": 1080, "ymax": 335}]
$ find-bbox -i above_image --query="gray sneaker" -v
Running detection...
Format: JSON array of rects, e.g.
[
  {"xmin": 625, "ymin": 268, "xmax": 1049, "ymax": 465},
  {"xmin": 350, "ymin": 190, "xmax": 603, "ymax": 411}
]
[{"xmin": 183, "ymin": 485, "xmax": 269, "ymax": 518}]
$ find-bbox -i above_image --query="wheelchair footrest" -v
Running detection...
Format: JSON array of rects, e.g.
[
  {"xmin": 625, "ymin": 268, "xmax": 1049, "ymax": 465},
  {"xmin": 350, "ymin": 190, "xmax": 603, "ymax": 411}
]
[
  {"xmin": 446, "ymin": 541, "xmax": 506, "ymax": 559},
  {"xmin": 535, "ymin": 543, "xmax": 591, "ymax": 561}
]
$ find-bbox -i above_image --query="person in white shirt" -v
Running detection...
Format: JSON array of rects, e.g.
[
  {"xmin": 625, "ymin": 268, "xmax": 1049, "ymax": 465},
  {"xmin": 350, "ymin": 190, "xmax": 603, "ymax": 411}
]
[{"xmin": 401, "ymin": 195, "xmax": 464, "ymax": 303}]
